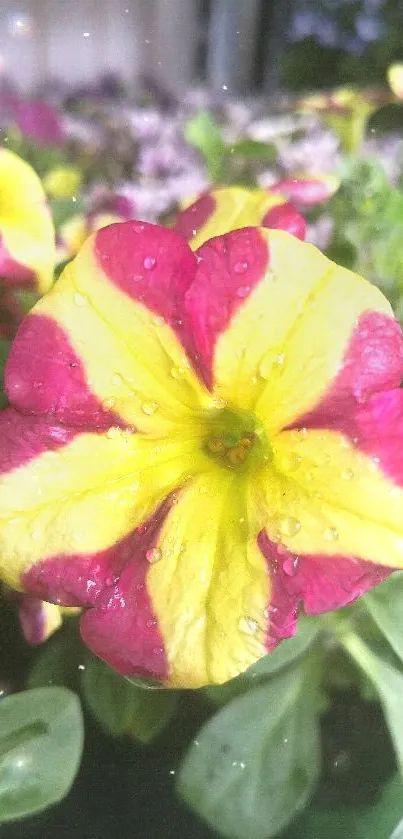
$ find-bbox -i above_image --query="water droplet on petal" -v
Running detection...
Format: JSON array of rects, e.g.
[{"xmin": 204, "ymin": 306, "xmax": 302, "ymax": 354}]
[
  {"xmin": 212, "ymin": 397, "xmax": 227, "ymax": 409},
  {"xmin": 112, "ymin": 373, "xmax": 123, "ymax": 387},
  {"xmin": 264, "ymin": 604, "xmax": 278, "ymax": 618},
  {"xmin": 146, "ymin": 547, "xmax": 162, "ymax": 564},
  {"xmin": 170, "ymin": 365, "xmax": 186, "ymax": 379},
  {"xmin": 341, "ymin": 468, "xmax": 354, "ymax": 480},
  {"xmin": 143, "ymin": 256, "xmax": 156, "ymax": 270},
  {"xmin": 238, "ymin": 616, "xmax": 259, "ymax": 635},
  {"xmin": 279, "ymin": 517, "xmax": 301, "ymax": 537},
  {"xmin": 234, "ymin": 261, "xmax": 248, "ymax": 275},
  {"xmin": 102, "ymin": 397, "xmax": 116, "ymax": 410},
  {"xmin": 74, "ymin": 293, "xmax": 86, "ymax": 306},
  {"xmin": 282, "ymin": 556, "xmax": 300, "ymax": 576},
  {"xmin": 324, "ymin": 526, "xmax": 339, "ymax": 541},
  {"xmin": 106, "ymin": 426, "xmax": 121, "ymax": 439},
  {"xmin": 142, "ymin": 401, "xmax": 158, "ymax": 415},
  {"xmin": 236, "ymin": 285, "xmax": 251, "ymax": 298},
  {"xmin": 281, "ymin": 453, "xmax": 302, "ymax": 472},
  {"xmin": 146, "ymin": 618, "xmax": 157, "ymax": 628}
]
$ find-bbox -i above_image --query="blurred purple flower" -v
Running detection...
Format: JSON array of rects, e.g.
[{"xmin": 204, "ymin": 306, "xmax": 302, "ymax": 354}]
[
  {"xmin": 306, "ymin": 214, "xmax": 335, "ymax": 250},
  {"xmin": 355, "ymin": 13, "xmax": 384, "ymax": 42},
  {"xmin": 277, "ymin": 128, "xmax": 341, "ymax": 176},
  {"xmin": 128, "ymin": 107, "xmax": 164, "ymax": 141},
  {"xmin": 15, "ymin": 99, "xmax": 65, "ymax": 145}
]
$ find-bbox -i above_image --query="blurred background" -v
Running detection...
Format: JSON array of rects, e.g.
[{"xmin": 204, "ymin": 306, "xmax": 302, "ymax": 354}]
[{"xmin": 0, "ymin": 0, "xmax": 400, "ymax": 97}]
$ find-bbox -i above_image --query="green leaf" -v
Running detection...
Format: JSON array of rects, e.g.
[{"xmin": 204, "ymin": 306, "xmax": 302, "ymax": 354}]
[
  {"xmin": 81, "ymin": 655, "xmax": 178, "ymax": 743},
  {"xmin": 205, "ymin": 615, "xmax": 321, "ymax": 706},
  {"xmin": 282, "ymin": 774, "xmax": 403, "ymax": 839},
  {"xmin": 229, "ymin": 139, "xmax": 277, "ymax": 161},
  {"xmin": 27, "ymin": 630, "xmax": 83, "ymax": 692},
  {"xmin": 179, "ymin": 661, "xmax": 320, "ymax": 839},
  {"xmin": 0, "ymin": 337, "xmax": 11, "ymax": 408},
  {"xmin": 50, "ymin": 196, "xmax": 85, "ymax": 229},
  {"xmin": 392, "ymin": 816, "xmax": 403, "ymax": 839},
  {"xmin": 341, "ymin": 630, "xmax": 403, "ymax": 776},
  {"xmin": 184, "ymin": 110, "xmax": 226, "ymax": 181},
  {"xmin": 364, "ymin": 572, "xmax": 403, "ymax": 663},
  {"xmin": 0, "ymin": 686, "xmax": 83, "ymax": 823}
]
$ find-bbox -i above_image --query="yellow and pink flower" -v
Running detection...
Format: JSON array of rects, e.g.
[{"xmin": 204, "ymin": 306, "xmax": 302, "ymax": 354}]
[
  {"xmin": 1, "ymin": 221, "xmax": 403, "ymax": 688},
  {"xmin": 174, "ymin": 185, "xmax": 307, "ymax": 249},
  {"xmin": 0, "ymin": 147, "xmax": 55, "ymax": 335},
  {"xmin": 56, "ymin": 193, "xmax": 136, "ymax": 264}
]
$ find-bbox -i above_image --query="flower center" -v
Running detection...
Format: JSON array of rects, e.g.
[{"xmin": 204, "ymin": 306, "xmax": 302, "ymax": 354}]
[{"xmin": 204, "ymin": 407, "xmax": 270, "ymax": 472}]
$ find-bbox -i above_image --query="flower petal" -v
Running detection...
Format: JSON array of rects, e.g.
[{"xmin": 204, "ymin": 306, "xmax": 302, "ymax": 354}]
[
  {"xmin": 173, "ymin": 186, "xmax": 302, "ymax": 251},
  {"xmin": 187, "ymin": 228, "xmax": 397, "ymax": 421},
  {"xmin": 271, "ymin": 174, "xmax": 340, "ymax": 206},
  {"xmin": 258, "ymin": 531, "xmax": 390, "ymax": 644},
  {"xmin": 17, "ymin": 596, "xmax": 63, "ymax": 645},
  {"xmin": 7, "ymin": 222, "xmax": 210, "ymax": 433},
  {"xmin": 0, "ymin": 409, "xmax": 203, "ymax": 595},
  {"xmin": 82, "ymin": 472, "xmax": 271, "ymax": 688},
  {"xmin": 261, "ymin": 201, "xmax": 306, "ymax": 240},
  {"xmin": 16, "ymin": 595, "xmax": 79, "ymax": 645},
  {"xmin": 388, "ymin": 63, "xmax": 403, "ymax": 99},
  {"xmin": 255, "ymin": 427, "xmax": 403, "ymax": 588},
  {"xmin": 0, "ymin": 148, "xmax": 55, "ymax": 293}
]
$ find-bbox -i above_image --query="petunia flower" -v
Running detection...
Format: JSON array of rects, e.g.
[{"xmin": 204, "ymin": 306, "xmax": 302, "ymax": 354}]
[
  {"xmin": 174, "ymin": 186, "xmax": 306, "ymax": 250},
  {"xmin": 270, "ymin": 174, "xmax": 339, "ymax": 207},
  {"xmin": 43, "ymin": 166, "xmax": 83, "ymax": 200},
  {"xmin": 297, "ymin": 87, "xmax": 390, "ymax": 154},
  {"xmin": 56, "ymin": 192, "xmax": 136, "ymax": 264},
  {"xmin": 14, "ymin": 99, "xmax": 65, "ymax": 146},
  {"xmin": 1, "ymin": 222, "xmax": 403, "ymax": 688},
  {"xmin": 0, "ymin": 148, "xmax": 55, "ymax": 335}
]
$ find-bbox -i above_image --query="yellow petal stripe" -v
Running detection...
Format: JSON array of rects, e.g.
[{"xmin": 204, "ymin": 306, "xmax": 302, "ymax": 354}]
[
  {"xmin": 256, "ymin": 428, "xmax": 403, "ymax": 568},
  {"xmin": 147, "ymin": 470, "xmax": 269, "ymax": 688},
  {"xmin": 32, "ymin": 237, "xmax": 211, "ymax": 435},
  {"xmin": 0, "ymin": 429, "xmax": 205, "ymax": 591},
  {"xmin": 0, "ymin": 148, "xmax": 55, "ymax": 292},
  {"xmin": 188, "ymin": 186, "xmax": 284, "ymax": 251},
  {"xmin": 213, "ymin": 229, "xmax": 393, "ymax": 431}
]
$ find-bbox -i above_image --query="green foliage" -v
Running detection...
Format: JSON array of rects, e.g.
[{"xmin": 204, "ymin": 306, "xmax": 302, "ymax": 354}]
[
  {"xmin": 282, "ymin": 773, "xmax": 403, "ymax": 839},
  {"xmin": 327, "ymin": 156, "xmax": 403, "ymax": 306},
  {"xmin": 184, "ymin": 110, "xmax": 227, "ymax": 181},
  {"xmin": 50, "ymin": 195, "xmax": 85, "ymax": 229},
  {"xmin": 179, "ymin": 659, "xmax": 320, "ymax": 839},
  {"xmin": 27, "ymin": 627, "xmax": 84, "ymax": 692},
  {"xmin": 0, "ymin": 686, "xmax": 83, "ymax": 823},
  {"xmin": 0, "ymin": 337, "xmax": 10, "ymax": 408},
  {"xmin": 364, "ymin": 572, "xmax": 403, "ymax": 664},
  {"xmin": 341, "ymin": 629, "xmax": 403, "ymax": 776},
  {"xmin": 184, "ymin": 110, "xmax": 276, "ymax": 185},
  {"xmin": 81, "ymin": 654, "xmax": 179, "ymax": 743}
]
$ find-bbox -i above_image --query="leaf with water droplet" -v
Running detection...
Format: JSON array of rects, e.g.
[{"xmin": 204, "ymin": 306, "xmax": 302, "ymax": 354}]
[
  {"xmin": 0, "ymin": 687, "xmax": 83, "ymax": 823},
  {"xmin": 179, "ymin": 659, "xmax": 320, "ymax": 839}
]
